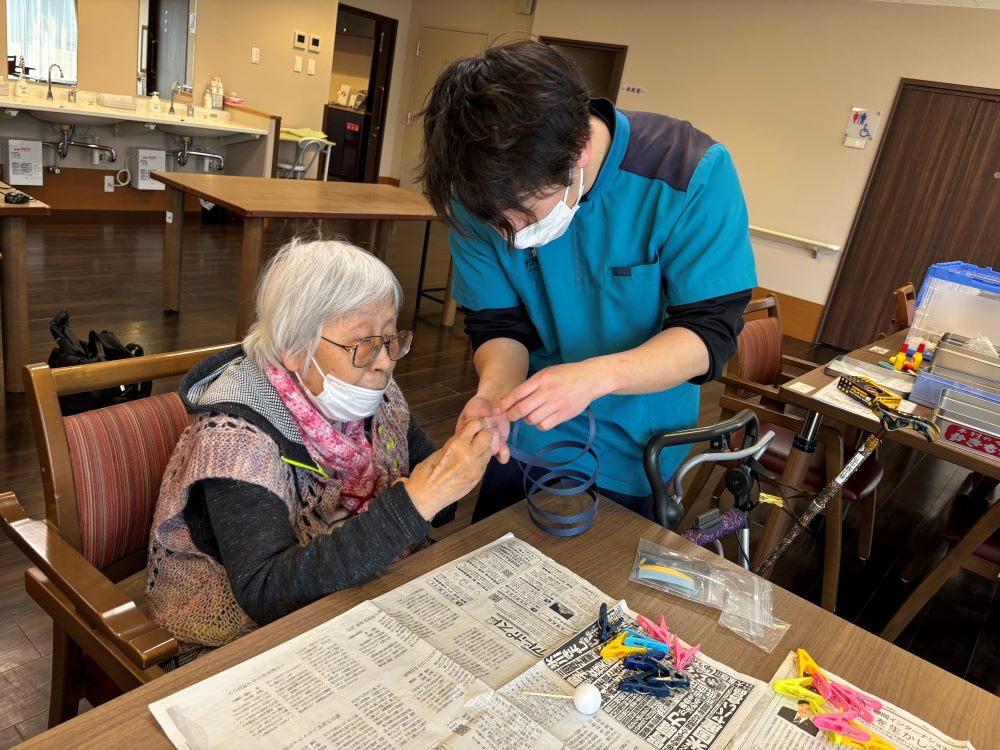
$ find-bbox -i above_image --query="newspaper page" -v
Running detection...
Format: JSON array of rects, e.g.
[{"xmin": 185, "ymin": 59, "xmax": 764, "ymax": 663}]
[
  {"xmin": 372, "ymin": 533, "xmax": 613, "ymax": 688},
  {"xmin": 149, "ymin": 600, "xmax": 564, "ymax": 750},
  {"xmin": 730, "ymin": 651, "xmax": 975, "ymax": 750},
  {"xmin": 149, "ymin": 536, "xmax": 770, "ymax": 750}
]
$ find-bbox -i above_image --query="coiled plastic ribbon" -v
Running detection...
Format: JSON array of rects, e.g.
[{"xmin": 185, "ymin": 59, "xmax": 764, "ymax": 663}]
[{"xmin": 507, "ymin": 408, "xmax": 600, "ymax": 537}]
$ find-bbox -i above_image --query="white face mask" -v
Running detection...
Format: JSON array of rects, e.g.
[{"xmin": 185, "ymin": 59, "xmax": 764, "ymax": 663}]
[
  {"xmin": 299, "ymin": 356, "xmax": 386, "ymax": 423},
  {"xmin": 511, "ymin": 169, "xmax": 584, "ymax": 250}
]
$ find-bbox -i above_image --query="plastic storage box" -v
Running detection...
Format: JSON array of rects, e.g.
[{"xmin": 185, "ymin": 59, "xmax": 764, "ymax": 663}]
[{"xmin": 909, "ymin": 262, "xmax": 1000, "ymax": 349}]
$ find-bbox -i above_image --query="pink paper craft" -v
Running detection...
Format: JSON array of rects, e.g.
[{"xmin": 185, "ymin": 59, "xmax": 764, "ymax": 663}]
[
  {"xmin": 671, "ymin": 635, "xmax": 701, "ymax": 672},
  {"xmin": 812, "ymin": 710, "xmax": 869, "ymax": 741},
  {"xmin": 637, "ymin": 614, "xmax": 671, "ymax": 645}
]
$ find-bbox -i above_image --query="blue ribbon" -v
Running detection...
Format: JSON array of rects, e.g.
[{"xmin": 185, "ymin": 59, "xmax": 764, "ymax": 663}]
[{"xmin": 508, "ymin": 408, "xmax": 600, "ymax": 537}]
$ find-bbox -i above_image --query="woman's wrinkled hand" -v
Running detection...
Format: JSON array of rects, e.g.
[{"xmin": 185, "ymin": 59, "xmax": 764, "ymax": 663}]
[{"xmin": 403, "ymin": 417, "xmax": 495, "ymax": 520}]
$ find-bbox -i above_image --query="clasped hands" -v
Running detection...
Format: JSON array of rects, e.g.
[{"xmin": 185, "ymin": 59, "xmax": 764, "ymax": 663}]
[{"xmin": 455, "ymin": 361, "xmax": 601, "ymax": 464}]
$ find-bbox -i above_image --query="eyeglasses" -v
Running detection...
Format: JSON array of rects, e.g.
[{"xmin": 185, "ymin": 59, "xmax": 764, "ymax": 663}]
[{"xmin": 321, "ymin": 330, "xmax": 414, "ymax": 368}]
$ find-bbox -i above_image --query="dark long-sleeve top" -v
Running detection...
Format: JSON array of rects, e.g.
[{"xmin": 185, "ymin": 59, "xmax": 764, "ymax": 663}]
[
  {"xmin": 181, "ymin": 414, "xmax": 436, "ymax": 626},
  {"xmin": 463, "ymin": 289, "xmax": 751, "ymax": 384}
]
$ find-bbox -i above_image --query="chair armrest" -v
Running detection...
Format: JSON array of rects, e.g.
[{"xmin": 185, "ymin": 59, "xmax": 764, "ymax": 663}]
[
  {"xmin": 719, "ymin": 373, "xmax": 783, "ymax": 401},
  {"xmin": 781, "ymin": 354, "xmax": 822, "ymax": 372},
  {"xmin": 0, "ymin": 492, "xmax": 177, "ymax": 669}
]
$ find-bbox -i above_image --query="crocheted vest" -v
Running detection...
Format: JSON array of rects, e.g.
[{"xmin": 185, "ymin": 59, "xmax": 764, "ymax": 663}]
[{"xmin": 146, "ymin": 380, "xmax": 410, "ymax": 650}]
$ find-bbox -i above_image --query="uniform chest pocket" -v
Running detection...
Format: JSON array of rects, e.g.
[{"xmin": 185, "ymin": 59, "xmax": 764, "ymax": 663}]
[{"xmin": 602, "ymin": 262, "xmax": 664, "ymax": 350}]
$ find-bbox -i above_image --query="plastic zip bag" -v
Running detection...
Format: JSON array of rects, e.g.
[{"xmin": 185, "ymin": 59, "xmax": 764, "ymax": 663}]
[{"xmin": 629, "ymin": 538, "xmax": 790, "ymax": 652}]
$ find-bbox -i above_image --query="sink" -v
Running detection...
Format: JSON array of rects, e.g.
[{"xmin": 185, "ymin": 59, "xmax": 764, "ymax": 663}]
[{"xmin": 27, "ymin": 106, "xmax": 122, "ymax": 127}]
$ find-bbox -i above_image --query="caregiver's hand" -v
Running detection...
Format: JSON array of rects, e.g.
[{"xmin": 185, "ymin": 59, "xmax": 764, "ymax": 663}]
[{"xmin": 496, "ymin": 361, "xmax": 604, "ymax": 431}]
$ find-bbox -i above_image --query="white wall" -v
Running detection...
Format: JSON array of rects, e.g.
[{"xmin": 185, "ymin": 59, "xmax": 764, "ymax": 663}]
[{"xmin": 532, "ymin": 0, "xmax": 1000, "ymax": 305}]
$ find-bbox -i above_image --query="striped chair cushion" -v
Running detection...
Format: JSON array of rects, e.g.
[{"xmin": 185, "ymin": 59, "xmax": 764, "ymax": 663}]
[
  {"xmin": 736, "ymin": 317, "xmax": 783, "ymax": 386},
  {"xmin": 64, "ymin": 393, "xmax": 191, "ymax": 571}
]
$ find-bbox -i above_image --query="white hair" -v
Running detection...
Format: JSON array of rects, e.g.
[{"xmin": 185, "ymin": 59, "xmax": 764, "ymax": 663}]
[{"xmin": 243, "ymin": 237, "xmax": 403, "ymax": 369}]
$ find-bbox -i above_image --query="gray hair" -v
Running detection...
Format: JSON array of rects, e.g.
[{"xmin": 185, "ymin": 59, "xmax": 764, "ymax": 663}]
[{"xmin": 243, "ymin": 237, "xmax": 403, "ymax": 369}]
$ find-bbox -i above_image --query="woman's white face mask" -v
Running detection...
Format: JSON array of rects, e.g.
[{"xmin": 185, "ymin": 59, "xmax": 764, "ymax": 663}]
[
  {"xmin": 299, "ymin": 356, "xmax": 385, "ymax": 423},
  {"xmin": 511, "ymin": 169, "xmax": 584, "ymax": 250}
]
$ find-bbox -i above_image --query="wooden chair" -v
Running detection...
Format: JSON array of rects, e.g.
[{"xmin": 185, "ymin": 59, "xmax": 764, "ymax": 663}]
[
  {"xmin": 882, "ymin": 482, "xmax": 1000, "ymax": 644},
  {"xmin": 877, "ymin": 282, "xmax": 916, "ymax": 338},
  {"xmin": 679, "ymin": 295, "xmax": 883, "ymax": 611},
  {"xmin": 0, "ymin": 343, "xmax": 231, "ymax": 727}
]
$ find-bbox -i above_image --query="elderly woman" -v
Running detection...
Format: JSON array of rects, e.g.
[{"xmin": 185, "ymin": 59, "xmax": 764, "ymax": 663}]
[{"xmin": 147, "ymin": 238, "xmax": 493, "ymax": 654}]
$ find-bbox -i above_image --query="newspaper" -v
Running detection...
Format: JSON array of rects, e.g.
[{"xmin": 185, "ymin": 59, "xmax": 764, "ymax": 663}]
[
  {"xmin": 730, "ymin": 651, "xmax": 975, "ymax": 750},
  {"xmin": 149, "ymin": 535, "xmax": 770, "ymax": 750}
]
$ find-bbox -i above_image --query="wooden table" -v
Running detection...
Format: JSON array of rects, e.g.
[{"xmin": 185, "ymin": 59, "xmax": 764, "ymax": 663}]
[
  {"xmin": 0, "ymin": 183, "xmax": 50, "ymax": 393},
  {"xmin": 151, "ymin": 173, "xmax": 450, "ymax": 337},
  {"xmin": 20, "ymin": 498, "xmax": 1000, "ymax": 748},
  {"xmin": 752, "ymin": 330, "xmax": 1000, "ymax": 607}
]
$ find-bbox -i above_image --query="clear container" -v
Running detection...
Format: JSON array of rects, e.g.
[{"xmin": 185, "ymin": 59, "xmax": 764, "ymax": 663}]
[{"xmin": 910, "ymin": 262, "xmax": 1000, "ymax": 349}]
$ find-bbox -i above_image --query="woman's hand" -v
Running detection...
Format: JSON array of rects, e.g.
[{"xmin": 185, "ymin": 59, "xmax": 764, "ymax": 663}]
[
  {"xmin": 456, "ymin": 394, "xmax": 511, "ymax": 463},
  {"xmin": 403, "ymin": 418, "xmax": 495, "ymax": 520}
]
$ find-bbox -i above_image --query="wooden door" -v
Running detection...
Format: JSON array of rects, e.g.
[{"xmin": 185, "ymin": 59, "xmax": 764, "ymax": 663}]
[
  {"xmin": 925, "ymin": 99, "xmax": 1000, "ymax": 265},
  {"xmin": 362, "ymin": 16, "xmax": 397, "ymax": 183},
  {"xmin": 817, "ymin": 81, "xmax": 1000, "ymax": 350},
  {"xmin": 399, "ymin": 27, "xmax": 488, "ymax": 192}
]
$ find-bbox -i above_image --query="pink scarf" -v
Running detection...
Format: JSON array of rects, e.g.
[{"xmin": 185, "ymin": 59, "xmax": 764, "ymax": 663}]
[{"xmin": 264, "ymin": 364, "xmax": 378, "ymax": 513}]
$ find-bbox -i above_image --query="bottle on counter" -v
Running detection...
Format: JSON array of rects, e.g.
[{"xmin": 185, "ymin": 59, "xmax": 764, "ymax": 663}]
[
  {"xmin": 149, "ymin": 91, "xmax": 162, "ymax": 113},
  {"xmin": 15, "ymin": 76, "xmax": 28, "ymax": 98}
]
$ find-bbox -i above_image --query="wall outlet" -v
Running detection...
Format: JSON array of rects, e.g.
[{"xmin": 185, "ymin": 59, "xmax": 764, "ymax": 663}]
[
  {"xmin": 293, "ymin": 55, "xmax": 303, "ymax": 73},
  {"xmin": 307, "ymin": 59, "xmax": 316, "ymax": 76},
  {"xmin": 103, "ymin": 175, "xmax": 114, "ymax": 192},
  {"xmin": 251, "ymin": 47, "xmax": 260, "ymax": 65}
]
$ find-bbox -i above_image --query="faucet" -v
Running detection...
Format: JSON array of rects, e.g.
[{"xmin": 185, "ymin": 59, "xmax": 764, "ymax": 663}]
[
  {"xmin": 47, "ymin": 64, "xmax": 64, "ymax": 100},
  {"xmin": 169, "ymin": 81, "xmax": 179, "ymax": 115}
]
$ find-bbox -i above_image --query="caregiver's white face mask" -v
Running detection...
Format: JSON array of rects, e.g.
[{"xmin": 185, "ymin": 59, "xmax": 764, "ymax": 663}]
[
  {"xmin": 511, "ymin": 169, "xmax": 584, "ymax": 250},
  {"xmin": 300, "ymin": 356, "xmax": 385, "ymax": 423}
]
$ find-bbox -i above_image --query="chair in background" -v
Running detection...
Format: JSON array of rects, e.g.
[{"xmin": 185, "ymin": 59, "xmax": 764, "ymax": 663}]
[
  {"xmin": 877, "ymin": 282, "xmax": 916, "ymax": 338},
  {"xmin": 678, "ymin": 295, "xmax": 883, "ymax": 611},
  {"xmin": 0, "ymin": 343, "xmax": 231, "ymax": 727},
  {"xmin": 882, "ymin": 478, "xmax": 1000, "ymax": 645},
  {"xmin": 277, "ymin": 137, "xmax": 328, "ymax": 180}
]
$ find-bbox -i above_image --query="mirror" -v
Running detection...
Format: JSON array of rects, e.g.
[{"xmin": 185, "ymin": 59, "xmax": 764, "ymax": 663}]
[
  {"xmin": 6, "ymin": 0, "xmax": 79, "ymax": 83},
  {"xmin": 137, "ymin": 0, "xmax": 196, "ymax": 96}
]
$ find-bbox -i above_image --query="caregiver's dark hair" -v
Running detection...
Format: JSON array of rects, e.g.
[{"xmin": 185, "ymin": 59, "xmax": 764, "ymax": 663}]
[{"xmin": 417, "ymin": 40, "xmax": 591, "ymax": 246}]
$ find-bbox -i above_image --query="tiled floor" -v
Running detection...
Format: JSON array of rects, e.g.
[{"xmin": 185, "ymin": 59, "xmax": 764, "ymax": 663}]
[{"xmin": 0, "ymin": 216, "xmax": 997, "ymax": 745}]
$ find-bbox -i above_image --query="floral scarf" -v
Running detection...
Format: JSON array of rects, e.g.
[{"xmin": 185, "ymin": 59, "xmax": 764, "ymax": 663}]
[{"xmin": 264, "ymin": 363, "xmax": 378, "ymax": 513}]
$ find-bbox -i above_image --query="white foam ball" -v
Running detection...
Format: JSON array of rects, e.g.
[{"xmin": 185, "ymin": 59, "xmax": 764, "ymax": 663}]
[{"xmin": 573, "ymin": 682, "xmax": 602, "ymax": 715}]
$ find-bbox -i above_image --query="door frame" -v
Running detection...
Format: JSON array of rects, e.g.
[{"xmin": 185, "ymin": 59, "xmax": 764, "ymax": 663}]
[
  {"xmin": 337, "ymin": 4, "xmax": 397, "ymax": 183},
  {"xmin": 538, "ymin": 36, "xmax": 627, "ymax": 104},
  {"xmin": 816, "ymin": 77, "xmax": 1000, "ymax": 345}
]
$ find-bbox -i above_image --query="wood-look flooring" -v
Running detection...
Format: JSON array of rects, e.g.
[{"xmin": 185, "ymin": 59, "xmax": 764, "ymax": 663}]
[{"xmin": 0, "ymin": 217, "xmax": 997, "ymax": 746}]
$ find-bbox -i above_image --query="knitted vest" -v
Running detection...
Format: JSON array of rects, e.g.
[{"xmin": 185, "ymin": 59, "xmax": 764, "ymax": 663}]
[{"xmin": 146, "ymin": 380, "xmax": 410, "ymax": 650}]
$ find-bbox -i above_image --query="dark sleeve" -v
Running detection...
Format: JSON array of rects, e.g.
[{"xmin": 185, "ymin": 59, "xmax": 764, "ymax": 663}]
[
  {"xmin": 462, "ymin": 305, "xmax": 542, "ymax": 353},
  {"xmin": 406, "ymin": 412, "xmax": 436, "ymax": 466},
  {"xmin": 196, "ymin": 477, "xmax": 431, "ymax": 625},
  {"xmin": 662, "ymin": 289, "xmax": 751, "ymax": 384}
]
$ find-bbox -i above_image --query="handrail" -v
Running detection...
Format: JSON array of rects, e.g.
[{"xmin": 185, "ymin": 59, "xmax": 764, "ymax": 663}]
[{"xmin": 749, "ymin": 225, "xmax": 840, "ymax": 259}]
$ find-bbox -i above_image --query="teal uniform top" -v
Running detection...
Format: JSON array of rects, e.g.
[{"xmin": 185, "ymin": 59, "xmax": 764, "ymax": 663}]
[{"xmin": 450, "ymin": 100, "xmax": 758, "ymax": 495}]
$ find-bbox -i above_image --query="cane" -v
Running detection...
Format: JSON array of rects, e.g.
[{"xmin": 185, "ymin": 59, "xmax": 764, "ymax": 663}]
[{"xmin": 755, "ymin": 392, "xmax": 940, "ymax": 577}]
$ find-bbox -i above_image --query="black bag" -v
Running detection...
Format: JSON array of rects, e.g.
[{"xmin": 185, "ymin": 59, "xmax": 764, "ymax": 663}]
[{"xmin": 47, "ymin": 310, "xmax": 153, "ymax": 415}]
